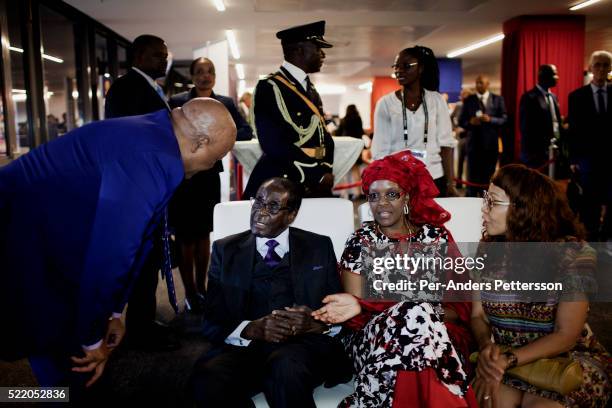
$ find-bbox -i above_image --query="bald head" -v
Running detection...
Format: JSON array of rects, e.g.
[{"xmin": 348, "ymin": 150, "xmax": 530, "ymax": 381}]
[
  {"xmin": 538, "ymin": 64, "xmax": 558, "ymax": 89},
  {"xmin": 475, "ymin": 75, "xmax": 489, "ymax": 94},
  {"xmin": 172, "ymin": 97, "xmax": 237, "ymax": 177}
]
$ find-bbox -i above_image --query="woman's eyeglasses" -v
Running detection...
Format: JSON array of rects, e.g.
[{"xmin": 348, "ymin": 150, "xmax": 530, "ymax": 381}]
[
  {"xmin": 367, "ymin": 191, "xmax": 405, "ymax": 203},
  {"xmin": 482, "ymin": 191, "xmax": 511, "ymax": 211},
  {"xmin": 391, "ymin": 62, "xmax": 418, "ymax": 71},
  {"xmin": 250, "ymin": 198, "xmax": 292, "ymax": 215}
]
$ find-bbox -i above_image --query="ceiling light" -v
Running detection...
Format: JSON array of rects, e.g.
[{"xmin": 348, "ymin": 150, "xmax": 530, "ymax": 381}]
[
  {"xmin": 235, "ymin": 64, "xmax": 245, "ymax": 80},
  {"xmin": 225, "ymin": 30, "xmax": 240, "ymax": 60},
  {"xmin": 12, "ymin": 89, "xmax": 26, "ymax": 94},
  {"xmin": 213, "ymin": 0, "xmax": 226, "ymax": 11},
  {"xmin": 9, "ymin": 45, "xmax": 63, "ymax": 63},
  {"xmin": 569, "ymin": 0, "xmax": 602, "ymax": 10},
  {"xmin": 358, "ymin": 81, "xmax": 372, "ymax": 91},
  {"xmin": 447, "ymin": 33, "xmax": 505, "ymax": 58},
  {"xmin": 103, "ymin": 73, "xmax": 111, "ymax": 78}
]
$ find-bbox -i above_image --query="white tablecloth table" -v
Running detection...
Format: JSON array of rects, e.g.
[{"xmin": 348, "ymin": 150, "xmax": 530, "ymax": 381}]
[{"xmin": 232, "ymin": 136, "xmax": 364, "ymax": 185}]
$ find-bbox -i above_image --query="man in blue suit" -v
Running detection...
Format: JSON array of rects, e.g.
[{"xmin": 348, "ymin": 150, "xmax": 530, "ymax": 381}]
[
  {"xmin": 459, "ymin": 75, "xmax": 507, "ymax": 197},
  {"xmin": 0, "ymin": 98, "xmax": 236, "ymax": 389}
]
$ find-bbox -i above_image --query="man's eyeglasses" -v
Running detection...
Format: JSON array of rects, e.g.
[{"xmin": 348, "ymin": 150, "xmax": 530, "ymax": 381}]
[
  {"xmin": 367, "ymin": 191, "xmax": 405, "ymax": 203},
  {"xmin": 482, "ymin": 190, "xmax": 511, "ymax": 211},
  {"xmin": 391, "ymin": 62, "xmax": 418, "ymax": 71},
  {"xmin": 251, "ymin": 198, "xmax": 292, "ymax": 215}
]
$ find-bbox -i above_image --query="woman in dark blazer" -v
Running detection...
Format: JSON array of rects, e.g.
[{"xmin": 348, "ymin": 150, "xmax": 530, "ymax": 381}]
[{"xmin": 169, "ymin": 57, "xmax": 252, "ymax": 312}]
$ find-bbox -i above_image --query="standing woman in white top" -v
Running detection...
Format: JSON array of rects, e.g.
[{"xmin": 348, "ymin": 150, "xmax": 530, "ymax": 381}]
[{"xmin": 372, "ymin": 46, "xmax": 458, "ymax": 196}]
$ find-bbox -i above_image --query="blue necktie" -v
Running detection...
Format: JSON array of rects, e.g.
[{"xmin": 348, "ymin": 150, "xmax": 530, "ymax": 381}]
[
  {"xmin": 161, "ymin": 208, "xmax": 179, "ymax": 313},
  {"xmin": 154, "ymin": 83, "xmax": 166, "ymax": 101},
  {"xmin": 597, "ymin": 89, "xmax": 606, "ymax": 114},
  {"xmin": 264, "ymin": 240, "xmax": 282, "ymax": 268}
]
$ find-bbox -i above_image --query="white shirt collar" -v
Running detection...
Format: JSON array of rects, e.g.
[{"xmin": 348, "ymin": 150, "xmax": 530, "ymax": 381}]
[
  {"xmin": 281, "ymin": 60, "xmax": 308, "ymax": 90},
  {"xmin": 132, "ymin": 67, "xmax": 158, "ymax": 89},
  {"xmin": 256, "ymin": 227, "xmax": 290, "ymax": 259},
  {"xmin": 591, "ymin": 82, "xmax": 608, "ymax": 94},
  {"xmin": 478, "ymin": 90, "xmax": 490, "ymax": 100}
]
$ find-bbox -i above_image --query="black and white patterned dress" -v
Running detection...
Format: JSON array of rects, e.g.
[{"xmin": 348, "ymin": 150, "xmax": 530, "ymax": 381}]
[{"xmin": 339, "ymin": 222, "xmax": 468, "ymax": 407}]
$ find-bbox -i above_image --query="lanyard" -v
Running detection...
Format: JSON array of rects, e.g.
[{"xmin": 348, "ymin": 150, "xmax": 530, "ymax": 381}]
[{"xmin": 401, "ymin": 89, "xmax": 428, "ymax": 147}]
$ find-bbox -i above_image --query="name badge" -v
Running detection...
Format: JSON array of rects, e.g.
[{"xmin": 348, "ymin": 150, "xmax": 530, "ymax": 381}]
[
  {"xmin": 315, "ymin": 146, "xmax": 326, "ymax": 159},
  {"xmin": 411, "ymin": 149, "xmax": 428, "ymax": 162}
]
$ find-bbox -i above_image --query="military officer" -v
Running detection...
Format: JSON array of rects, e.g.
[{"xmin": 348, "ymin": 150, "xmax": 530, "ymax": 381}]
[{"xmin": 243, "ymin": 21, "xmax": 335, "ymax": 198}]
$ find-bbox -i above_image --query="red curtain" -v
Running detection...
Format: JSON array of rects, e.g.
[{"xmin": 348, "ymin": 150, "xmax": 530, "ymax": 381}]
[
  {"xmin": 501, "ymin": 15, "xmax": 585, "ymax": 161},
  {"xmin": 371, "ymin": 76, "xmax": 400, "ymax": 130}
]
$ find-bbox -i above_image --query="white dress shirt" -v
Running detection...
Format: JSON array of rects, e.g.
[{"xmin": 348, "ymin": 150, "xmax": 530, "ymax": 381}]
[
  {"xmin": 372, "ymin": 89, "xmax": 457, "ymax": 179},
  {"xmin": 281, "ymin": 60, "xmax": 309, "ymax": 91},
  {"xmin": 477, "ymin": 91, "xmax": 490, "ymax": 108}
]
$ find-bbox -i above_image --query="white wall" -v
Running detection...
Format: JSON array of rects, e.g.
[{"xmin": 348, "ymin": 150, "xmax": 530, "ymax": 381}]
[{"xmin": 320, "ymin": 87, "xmax": 372, "ymax": 130}]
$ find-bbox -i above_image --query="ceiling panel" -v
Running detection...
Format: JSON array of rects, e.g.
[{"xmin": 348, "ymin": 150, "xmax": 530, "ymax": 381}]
[{"xmin": 254, "ymin": 0, "xmax": 487, "ymax": 12}]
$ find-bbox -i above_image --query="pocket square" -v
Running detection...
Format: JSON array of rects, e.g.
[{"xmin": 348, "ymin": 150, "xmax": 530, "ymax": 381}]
[{"xmin": 312, "ymin": 265, "xmax": 324, "ymax": 270}]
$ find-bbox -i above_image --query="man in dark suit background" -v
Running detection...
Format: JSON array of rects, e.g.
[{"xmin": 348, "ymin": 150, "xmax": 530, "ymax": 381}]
[
  {"xmin": 459, "ymin": 74, "xmax": 507, "ymax": 197},
  {"xmin": 192, "ymin": 177, "xmax": 352, "ymax": 407},
  {"xmin": 520, "ymin": 64, "xmax": 563, "ymax": 172},
  {"xmin": 104, "ymin": 34, "xmax": 178, "ymax": 351},
  {"xmin": 568, "ymin": 50, "xmax": 612, "ymax": 241},
  {"xmin": 105, "ymin": 34, "xmax": 169, "ymax": 118},
  {"xmin": 243, "ymin": 21, "xmax": 335, "ymax": 199}
]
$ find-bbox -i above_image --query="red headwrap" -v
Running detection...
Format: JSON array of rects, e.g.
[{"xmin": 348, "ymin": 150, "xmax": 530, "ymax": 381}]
[{"xmin": 361, "ymin": 150, "xmax": 450, "ymax": 226}]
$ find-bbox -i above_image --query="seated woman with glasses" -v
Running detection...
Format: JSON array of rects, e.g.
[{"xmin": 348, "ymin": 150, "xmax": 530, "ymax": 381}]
[
  {"xmin": 472, "ymin": 164, "xmax": 611, "ymax": 407},
  {"xmin": 371, "ymin": 46, "xmax": 457, "ymax": 197},
  {"xmin": 312, "ymin": 150, "xmax": 474, "ymax": 407}
]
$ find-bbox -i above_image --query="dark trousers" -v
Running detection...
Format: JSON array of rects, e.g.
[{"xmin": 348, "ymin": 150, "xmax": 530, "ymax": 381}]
[
  {"xmin": 434, "ymin": 176, "xmax": 448, "ymax": 197},
  {"xmin": 191, "ymin": 334, "xmax": 352, "ymax": 408},
  {"xmin": 126, "ymin": 244, "xmax": 161, "ymax": 335},
  {"xmin": 466, "ymin": 149, "xmax": 498, "ymax": 197}
]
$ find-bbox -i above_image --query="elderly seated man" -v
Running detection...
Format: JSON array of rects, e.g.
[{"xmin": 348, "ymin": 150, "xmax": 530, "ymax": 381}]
[{"xmin": 192, "ymin": 177, "xmax": 352, "ymax": 408}]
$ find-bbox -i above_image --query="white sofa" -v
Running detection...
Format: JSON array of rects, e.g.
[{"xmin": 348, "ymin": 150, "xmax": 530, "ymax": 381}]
[
  {"xmin": 212, "ymin": 197, "xmax": 483, "ymax": 407},
  {"xmin": 358, "ymin": 197, "xmax": 483, "ymax": 243},
  {"xmin": 212, "ymin": 198, "xmax": 354, "ymax": 259},
  {"xmin": 212, "ymin": 198, "xmax": 356, "ymax": 407}
]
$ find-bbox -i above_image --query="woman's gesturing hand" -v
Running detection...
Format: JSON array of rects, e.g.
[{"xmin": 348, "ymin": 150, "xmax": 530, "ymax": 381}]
[{"xmin": 311, "ymin": 293, "xmax": 361, "ymax": 324}]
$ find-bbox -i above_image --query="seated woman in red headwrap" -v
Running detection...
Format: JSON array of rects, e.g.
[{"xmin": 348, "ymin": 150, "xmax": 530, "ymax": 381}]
[{"xmin": 313, "ymin": 150, "xmax": 475, "ymax": 408}]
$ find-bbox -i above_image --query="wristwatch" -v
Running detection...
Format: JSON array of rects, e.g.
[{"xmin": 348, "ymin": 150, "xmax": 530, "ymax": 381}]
[{"xmin": 503, "ymin": 350, "xmax": 518, "ymax": 369}]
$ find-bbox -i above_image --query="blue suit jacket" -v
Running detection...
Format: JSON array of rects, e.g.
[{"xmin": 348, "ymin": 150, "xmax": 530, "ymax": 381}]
[
  {"xmin": 459, "ymin": 93, "xmax": 507, "ymax": 154},
  {"xmin": 0, "ymin": 110, "xmax": 184, "ymax": 358}
]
